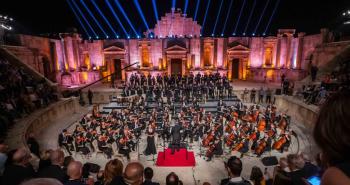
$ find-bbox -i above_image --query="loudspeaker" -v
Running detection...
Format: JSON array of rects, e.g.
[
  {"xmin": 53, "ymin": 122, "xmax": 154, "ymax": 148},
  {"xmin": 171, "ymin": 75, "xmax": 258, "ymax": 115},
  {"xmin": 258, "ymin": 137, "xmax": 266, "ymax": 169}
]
[
  {"xmin": 261, "ymin": 156, "xmax": 278, "ymax": 166},
  {"xmin": 275, "ymin": 89, "xmax": 282, "ymax": 95}
]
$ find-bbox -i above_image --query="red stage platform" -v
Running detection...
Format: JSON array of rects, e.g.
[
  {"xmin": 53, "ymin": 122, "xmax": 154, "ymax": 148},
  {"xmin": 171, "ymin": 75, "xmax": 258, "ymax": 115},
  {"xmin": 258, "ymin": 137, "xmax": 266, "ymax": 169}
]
[{"xmin": 156, "ymin": 149, "xmax": 196, "ymax": 167}]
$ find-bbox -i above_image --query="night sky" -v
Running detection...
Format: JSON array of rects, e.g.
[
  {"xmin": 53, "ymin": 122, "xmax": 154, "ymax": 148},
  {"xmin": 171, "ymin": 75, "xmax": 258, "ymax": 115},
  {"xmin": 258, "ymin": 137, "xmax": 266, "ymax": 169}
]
[{"xmin": 1, "ymin": 0, "xmax": 349, "ymax": 39}]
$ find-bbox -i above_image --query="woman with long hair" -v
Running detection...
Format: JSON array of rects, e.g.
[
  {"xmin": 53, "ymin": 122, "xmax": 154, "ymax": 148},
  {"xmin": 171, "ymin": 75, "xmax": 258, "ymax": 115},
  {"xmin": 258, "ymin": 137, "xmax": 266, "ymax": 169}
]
[
  {"xmin": 250, "ymin": 166, "xmax": 265, "ymax": 185},
  {"xmin": 144, "ymin": 123, "xmax": 157, "ymax": 156},
  {"xmin": 313, "ymin": 89, "xmax": 350, "ymax": 185},
  {"xmin": 103, "ymin": 159, "xmax": 124, "ymax": 185}
]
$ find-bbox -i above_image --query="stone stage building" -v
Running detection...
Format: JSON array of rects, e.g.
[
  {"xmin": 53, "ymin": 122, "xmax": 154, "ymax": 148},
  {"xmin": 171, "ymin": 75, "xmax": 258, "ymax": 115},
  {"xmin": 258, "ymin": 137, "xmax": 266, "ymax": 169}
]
[{"xmin": 2, "ymin": 10, "xmax": 340, "ymax": 87}]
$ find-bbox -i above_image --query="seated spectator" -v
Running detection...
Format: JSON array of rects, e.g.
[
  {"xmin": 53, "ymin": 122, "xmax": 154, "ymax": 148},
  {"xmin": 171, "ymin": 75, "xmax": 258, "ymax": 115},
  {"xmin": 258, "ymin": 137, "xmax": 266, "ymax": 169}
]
[
  {"xmin": 26, "ymin": 133, "xmax": 40, "ymax": 157},
  {"xmin": 166, "ymin": 172, "xmax": 180, "ymax": 185},
  {"xmin": 104, "ymin": 159, "xmax": 124, "ymax": 185},
  {"xmin": 123, "ymin": 162, "xmax": 144, "ymax": 185},
  {"xmin": 143, "ymin": 167, "xmax": 160, "ymax": 185},
  {"xmin": 38, "ymin": 149, "xmax": 52, "ymax": 171},
  {"xmin": 2, "ymin": 148, "xmax": 35, "ymax": 185},
  {"xmin": 37, "ymin": 149, "xmax": 67, "ymax": 183},
  {"xmin": 249, "ymin": 166, "xmax": 265, "ymax": 185},
  {"xmin": 20, "ymin": 178, "xmax": 63, "ymax": 185},
  {"xmin": 220, "ymin": 156, "xmax": 251, "ymax": 185},
  {"xmin": 65, "ymin": 161, "xmax": 88, "ymax": 185},
  {"xmin": 287, "ymin": 154, "xmax": 305, "ymax": 185},
  {"xmin": 313, "ymin": 90, "xmax": 350, "ymax": 185},
  {"xmin": 63, "ymin": 156, "xmax": 75, "ymax": 175},
  {"xmin": 0, "ymin": 141, "xmax": 8, "ymax": 175}
]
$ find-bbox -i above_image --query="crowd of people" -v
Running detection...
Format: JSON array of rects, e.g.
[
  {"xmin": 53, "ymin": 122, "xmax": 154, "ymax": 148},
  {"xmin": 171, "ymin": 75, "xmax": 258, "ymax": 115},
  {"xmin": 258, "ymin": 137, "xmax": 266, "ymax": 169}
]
[{"xmin": 0, "ymin": 57, "xmax": 58, "ymax": 137}]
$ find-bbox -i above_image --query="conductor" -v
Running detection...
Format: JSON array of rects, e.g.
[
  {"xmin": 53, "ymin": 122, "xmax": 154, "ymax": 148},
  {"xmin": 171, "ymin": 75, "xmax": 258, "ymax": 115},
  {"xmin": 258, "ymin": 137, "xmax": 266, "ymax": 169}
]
[{"xmin": 170, "ymin": 120, "xmax": 182, "ymax": 154}]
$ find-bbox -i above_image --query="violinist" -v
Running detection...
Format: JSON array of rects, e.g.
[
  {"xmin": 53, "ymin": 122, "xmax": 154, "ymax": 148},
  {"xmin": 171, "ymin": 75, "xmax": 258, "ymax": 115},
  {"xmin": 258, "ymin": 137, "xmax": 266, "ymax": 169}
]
[
  {"xmin": 144, "ymin": 124, "xmax": 157, "ymax": 156},
  {"xmin": 118, "ymin": 136, "xmax": 131, "ymax": 160}
]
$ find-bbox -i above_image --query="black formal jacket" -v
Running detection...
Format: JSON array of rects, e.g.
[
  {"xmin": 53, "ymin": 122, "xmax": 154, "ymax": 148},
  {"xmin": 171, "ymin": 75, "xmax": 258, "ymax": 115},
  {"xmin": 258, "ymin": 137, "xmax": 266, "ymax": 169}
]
[
  {"xmin": 171, "ymin": 124, "xmax": 182, "ymax": 142},
  {"xmin": 37, "ymin": 164, "xmax": 68, "ymax": 183},
  {"xmin": 2, "ymin": 164, "xmax": 35, "ymax": 185},
  {"xmin": 143, "ymin": 179, "xmax": 160, "ymax": 185}
]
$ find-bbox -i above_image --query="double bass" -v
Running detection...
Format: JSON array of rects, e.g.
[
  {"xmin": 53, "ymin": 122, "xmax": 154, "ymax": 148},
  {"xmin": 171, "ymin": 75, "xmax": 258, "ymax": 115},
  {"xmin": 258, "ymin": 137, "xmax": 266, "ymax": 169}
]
[
  {"xmin": 202, "ymin": 132, "xmax": 214, "ymax": 147},
  {"xmin": 273, "ymin": 135, "xmax": 287, "ymax": 151}
]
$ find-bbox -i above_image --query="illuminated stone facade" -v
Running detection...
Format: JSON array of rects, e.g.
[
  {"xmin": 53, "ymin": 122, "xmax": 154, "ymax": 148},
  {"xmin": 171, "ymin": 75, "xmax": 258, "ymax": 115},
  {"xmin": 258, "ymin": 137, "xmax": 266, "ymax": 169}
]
[{"xmin": 4, "ymin": 11, "xmax": 342, "ymax": 86}]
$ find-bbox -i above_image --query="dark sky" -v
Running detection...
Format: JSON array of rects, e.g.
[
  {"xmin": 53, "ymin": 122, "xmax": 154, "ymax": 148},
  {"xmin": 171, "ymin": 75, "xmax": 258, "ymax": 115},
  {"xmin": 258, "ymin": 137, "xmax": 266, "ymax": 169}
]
[{"xmin": 1, "ymin": 0, "xmax": 349, "ymax": 39}]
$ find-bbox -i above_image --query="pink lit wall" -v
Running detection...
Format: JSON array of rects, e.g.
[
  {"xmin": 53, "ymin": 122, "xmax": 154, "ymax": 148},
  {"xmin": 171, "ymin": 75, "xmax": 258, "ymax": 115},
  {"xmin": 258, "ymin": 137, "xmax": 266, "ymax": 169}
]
[
  {"xmin": 216, "ymin": 38, "xmax": 224, "ymax": 68},
  {"xmin": 151, "ymin": 39, "xmax": 162, "ymax": 68},
  {"xmin": 190, "ymin": 38, "xmax": 201, "ymax": 68},
  {"xmin": 87, "ymin": 41, "xmax": 104, "ymax": 67},
  {"xmin": 249, "ymin": 37, "xmax": 264, "ymax": 67}
]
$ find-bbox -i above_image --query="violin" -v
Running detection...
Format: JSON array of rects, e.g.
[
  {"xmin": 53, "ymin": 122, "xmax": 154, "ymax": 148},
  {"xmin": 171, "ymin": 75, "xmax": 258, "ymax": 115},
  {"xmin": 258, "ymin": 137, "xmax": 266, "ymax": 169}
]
[{"xmin": 255, "ymin": 139, "xmax": 267, "ymax": 156}]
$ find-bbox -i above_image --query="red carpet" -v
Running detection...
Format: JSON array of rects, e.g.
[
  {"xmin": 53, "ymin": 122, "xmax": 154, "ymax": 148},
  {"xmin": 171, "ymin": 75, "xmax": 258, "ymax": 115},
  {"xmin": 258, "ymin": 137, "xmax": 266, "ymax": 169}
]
[{"xmin": 156, "ymin": 149, "xmax": 196, "ymax": 167}]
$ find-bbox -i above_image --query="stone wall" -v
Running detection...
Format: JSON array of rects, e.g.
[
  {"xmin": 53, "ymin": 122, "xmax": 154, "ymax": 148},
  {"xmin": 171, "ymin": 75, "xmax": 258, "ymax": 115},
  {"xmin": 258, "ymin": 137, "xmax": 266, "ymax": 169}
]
[
  {"xmin": 275, "ymin": 95, "xmax": 319, "ymax": 130},
  {"xmin": 5, "ymin": 98, "xmax": 81, "ymax": 150}
]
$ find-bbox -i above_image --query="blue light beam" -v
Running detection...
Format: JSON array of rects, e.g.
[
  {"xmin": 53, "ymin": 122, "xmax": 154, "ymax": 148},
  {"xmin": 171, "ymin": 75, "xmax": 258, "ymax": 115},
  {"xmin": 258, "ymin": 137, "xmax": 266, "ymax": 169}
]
[
  {"xmin": 212, "ymin": 0, "xmax": 224, "ymax": 36},
  {"xmin": 105, "ymin": 0, "xmax": 128, "ymax": 37},
  {"xmin": 113, "ymin": 0, "xmax": 139, "ymax": 36},
  {"xmin": 80, "ymin": 0, "xmax": 108, "ymax": 37},
  {"xmin": 253, "ymin": 0, "xmax": 270, "ymax": 34},
  {"xmin": 264, "ymin": 0, "xmax": 281, "ymax": 35},
  {"xmin": 193, "ymin": 0, "xmax": 201, "ymax": 21},
  {"xmin": 67, "ymin": 0, "xmax": 91, "ymax": 38},
  {"xmin": 221, "ymin": 0, "xmax": 234, "ymax": 35},
  {"xmin": 201, "ymin": 0, "xmax": 212, "ymax": 35},
  {"xmin": 152, "ymin": 0, "xmax": 159, "ymax": 21},
  {"xmin": 233, "ymin": 0, "xmax": 247, "ymax": 35},
  {"xmin": 133, "ymin": 0, "xmax": 150, "ymax": 30},
  {"xmin": 90, "ymin": 0, "xmax": 118, "ymax": 37},
  {"xmin": 243, "ymin": 0, "xmax": 257, "ymax": 35},
  {"xmin": 183, "ymin": 0, "xmax": 189, "ymax": 15},
  {"xmin": 70, "ymin": 0, "xmax": 98, "ymax": 38},
  {"xmin": 172, "ymin": 0, "xmax": 177, "ymax": 10}
]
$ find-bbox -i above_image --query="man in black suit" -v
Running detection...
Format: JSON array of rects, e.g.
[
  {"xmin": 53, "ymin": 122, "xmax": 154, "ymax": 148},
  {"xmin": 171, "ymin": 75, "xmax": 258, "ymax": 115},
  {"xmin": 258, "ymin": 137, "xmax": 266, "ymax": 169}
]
[
  {"xmin": 220, "ymin": 156, "xmax": 251, "ymax": 185},
  {"xmin": 143, "ymin": 167, "xmax": 160, "ymax": 185},
  {"xmin": 170, "ymin": 121, "xmax": 182, "ymax": 154},
  {"xmin": 37, "ymin": 149, "xmax": 67, "ymax": 183}
]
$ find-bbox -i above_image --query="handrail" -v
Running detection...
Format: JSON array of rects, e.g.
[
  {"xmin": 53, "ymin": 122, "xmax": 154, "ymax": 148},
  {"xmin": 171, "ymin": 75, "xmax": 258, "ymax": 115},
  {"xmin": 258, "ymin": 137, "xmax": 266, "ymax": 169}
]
[{"xmin": 76, "ymin": 62, "xmax": 139, "ymax": 92}]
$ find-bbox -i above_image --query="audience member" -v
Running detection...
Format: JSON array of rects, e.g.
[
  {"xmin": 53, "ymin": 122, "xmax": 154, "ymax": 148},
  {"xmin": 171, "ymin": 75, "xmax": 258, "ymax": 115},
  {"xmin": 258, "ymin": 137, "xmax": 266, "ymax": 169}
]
[
  {"xmin": 313, "ymin": 90, "xmax": 350, "ymax": 185},
  {"xmin": 123, "ymin": 162, "xmax": 144, "ymax": 185},
  {"xmin": 143, "ymin": 167, "xmax": 160, "ymax": 185},
  {"xmin": 2, "ymin": 148, "xmax": 35, "ymax": 185},
  {"xmin": 37, "ymin": 149, "xmax": 67, "ymax": 183},
  {"xmin": 166, "ymin": 172, "xmax": 180, "ymax": 185},
  {"xmin": 104, "ymin": 159, "xmax": 124, "ymax": 185},
  {"xmin": 65, "ymin": 161, "xmax": 86, "ymax": 185},
  {"xmin": 20, "ymin": 178, "xmax": 63, "ymax": 185},
  {"xmin": 249, "ymin": 166, "xmax": 265, "ymax": 185},
  {"xmin": 220, "ymin": 156, "xmax": 251, "ymax": 185},
  {"xmin": 38, "ymin": 149, "xmax": 52, "ymax": 171},
  {"xmin": 0, "ymin": 141, "xmax": 8, "ymax": 175},
  {"xmin": 26, "ymin": 133, "xmax": 40, "ymax": 157}
]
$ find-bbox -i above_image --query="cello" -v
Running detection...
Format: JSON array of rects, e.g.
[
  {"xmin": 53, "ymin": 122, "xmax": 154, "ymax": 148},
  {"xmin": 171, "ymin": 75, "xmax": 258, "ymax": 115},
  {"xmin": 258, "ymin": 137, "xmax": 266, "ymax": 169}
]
[
  {"xmin": 202, "ymin": 132, "xmax": 214, "ymax": 147},
  {"xmin": 225, "ymin": 132, "xmax": 236, "ymax": 147},
  {"xmin": 257, "ymin": 119, "xmax": 266, "ymax": 132},
  {"xmin": 255, "ymin": 139, "xmax": 267, "ymax": 156},
  {"xmin": 273, "ymin": 136, "xmax": 287, "ymax": 151}
]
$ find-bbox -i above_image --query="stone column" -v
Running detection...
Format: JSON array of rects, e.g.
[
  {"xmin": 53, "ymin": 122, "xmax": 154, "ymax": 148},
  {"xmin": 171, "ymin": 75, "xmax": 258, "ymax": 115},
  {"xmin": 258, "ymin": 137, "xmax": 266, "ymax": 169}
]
[
  {"xmin": 296, "ymin": 32, "xmax": 305, "ymax": 69},
  {"xmin": 275, "ymin": 35, "xmax": 282, "ymax": 68},
  {"xmin": 285, "ymin": 34, "xmax": 292, "ymax": 69}
]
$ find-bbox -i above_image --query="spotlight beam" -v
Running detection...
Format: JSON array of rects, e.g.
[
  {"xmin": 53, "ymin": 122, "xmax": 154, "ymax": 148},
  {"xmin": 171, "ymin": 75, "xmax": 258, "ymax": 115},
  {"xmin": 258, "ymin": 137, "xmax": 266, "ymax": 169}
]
[
  {"xmin": 105, "ymin": 0, "xmax": 128, "ymax": 37},
  {"xmin": 201, "ymin": 0, "xmax": 212, "ymax": 35},
  {"xmin": 67, "ymin": 0, "xmax": 91, "ymax": 38},
  {"xmin": 70, "ymin": 0, "xmax": 98, "ymax": 38},
  {"xmin": 152, "ymin": 0, "xmax": 159, "ymax": 21},
  {"xmin": 253, "ymin": 0, "xmax": 271, "ymax": 34},
  {"xmin": 172, "ymin": 0, "xmax": 177, "ymax": 10},
  {"xmin": 221, "ymin": 0, "xmax": 234, "ymax": 35},
  {"xmin": 133, "ymin": 0, "xmax": 150, "ymax": 30},
  {"xmin": 233, "ymin": 0, "xmax": 247, "ymax": 35},
  {"xmin": 191, "ymin": 0, "xmax": 201, "ymax": 36},
  {"xmin": 183, "ymin": 0, "xmax": 189, "ymax": 15},
  {"xmin": 113, "ymin": 0, "xmax": 139, "ymax": 36},
  {"xmin": 243, "ymin": 0, "xmax": 257, "ymax": 35},
  {"xmin": 80, "ymin": 0, "xmax": 108, "ymax": 37},
  {"xmin": 212, "ymin": 0, "xmax": 224, "ymax": 36},
  {"xmin": 264, "ymin": 0, "xmax": 281, "ymax": 34},
  {"xmin": 90, "ymin": 0, "xmax": 118, "ymax": 37}
]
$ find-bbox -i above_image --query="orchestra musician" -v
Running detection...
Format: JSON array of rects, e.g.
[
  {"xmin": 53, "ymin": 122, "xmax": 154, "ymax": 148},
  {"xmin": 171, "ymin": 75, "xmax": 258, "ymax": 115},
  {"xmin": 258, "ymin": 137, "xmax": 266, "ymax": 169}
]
[
  {"xmin": 144, "ymin": 124, "xmax": 157, "ymax": 156},
  {"xmin": 58, "ymin": 129, "xmax": 74, "ymax": 155},
  {"xmin": 206, "ymin": 137, "xmax": 223, "ymax": 161}
]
